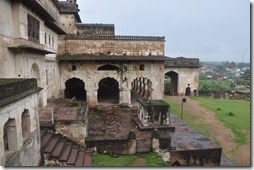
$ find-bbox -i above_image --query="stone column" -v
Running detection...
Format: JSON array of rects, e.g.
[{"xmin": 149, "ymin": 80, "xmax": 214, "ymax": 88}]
[
  {"xmin": 140, "ymin": 77, "xmax": 144, "ymax": 96},
  {"xmin": 144, "ymin": 79, "xmax": 149, "ymax": 99},
  {"xmin": 143, "ymin": 78, "xmax": 148, "ymax": 97},
  {"xmin": 131, "ymin": 81, "xmax": 134, "ymax": 91},
  {"xmin": 147, "ymin": 80, "xmax": 152, "ymax": 99},
  {"xmin": 134, "ymin": 79, "xmax": 138, "ymax": 91},
  {"xmin": 122, "ymin": 88, "xmax": 131, "ymax": 106},
  {"xmin": 86, "ymin": 89, "xmax": 98, "ymax": 108},
  {"xmin": 138, "ymin": 78, "xmax": 141, "ymax": 93}
]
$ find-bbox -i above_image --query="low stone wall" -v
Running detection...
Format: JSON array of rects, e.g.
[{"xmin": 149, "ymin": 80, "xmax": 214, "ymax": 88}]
[
  {"xmin": 234, "ymin": 91, "xmax": 250, "ymax": 99},
  {"xmin": 85, "ymin": 135, "xmax": 136, "ymax": 155},
  {"xmin": 198, "ymin": 90, "xmax": 233, "ymax": 99},
  {"xmin": 169, "ymin": 148, "xmax": 222, "ymax": 166},
  {"xmin": 198, "ymin": 90, "xmax": 250, "ymax": 100},
  {"xmin": 55, "ymin": 103, "xmax": 89, "ymax": 146}
]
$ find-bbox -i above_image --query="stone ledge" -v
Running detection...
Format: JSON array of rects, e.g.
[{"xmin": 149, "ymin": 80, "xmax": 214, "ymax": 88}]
[
  {"xmin": 0, "ymin": 82, "xmax": 42, "ymax": 108},
  {"xmin": 132, "ymin": 117, "xmax": 175, "ymax": 132}
]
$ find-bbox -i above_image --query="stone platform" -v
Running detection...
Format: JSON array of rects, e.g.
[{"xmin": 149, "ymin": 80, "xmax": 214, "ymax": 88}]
[
  {"xmin": 40, "ymin": 99, "xmax": 235, "ymax": 166},
  {"xmin": 87, "ymin": 104, "xmax": 235, "ymax": 166}
]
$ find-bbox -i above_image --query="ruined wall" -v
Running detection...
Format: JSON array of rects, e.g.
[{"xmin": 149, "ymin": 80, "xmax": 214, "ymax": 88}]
[
  {"xmin": 58, "ymin": 35, "xmax": 165, "ymax": 56},
  {"xmin": 59, "ymin": 14, "xmax": 77, "ymax": 34},
  {"xmin": 86, "ymin": 137, "xmax": 136, "ymax": 155},
  {"xmin": 0, "ymin": 94, "xmax": 41, "ymax": 166},
  {"xmin": 0, "ymin": 0, "xmax": 15, "ymax": 78},
  {"xmin": 55, "ymin": 122, "xmax": 87, "ymax": 146},
  {"xmin": 164, "ymin": 67, "xmax": 199, "ymax": 96},
  {"xmin": 77, "ymin": 24, "xmax": 115, "ymax": 36},
  {"xmin": 59, "ymin": 61, "xmax": 165, "ymax": 107},
  {"xmin": 169, "ymin": 148, "xmax": 222, "ymax": 166},
  {"xmin": 45, "ymin": 58, "xmax": 61, "ymax": 99}
]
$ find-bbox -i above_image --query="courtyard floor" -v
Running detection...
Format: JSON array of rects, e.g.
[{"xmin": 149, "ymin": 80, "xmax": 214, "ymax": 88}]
[
  {"xmin": 87, "ymin": 104, "xmax": 235, "ymax": 166},
  {"xmin": 41, "ymin": 98, "xmax": 235, "ymax": 166}
]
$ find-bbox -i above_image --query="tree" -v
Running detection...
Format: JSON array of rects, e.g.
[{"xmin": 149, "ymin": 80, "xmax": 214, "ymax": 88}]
[
  {"xmin": 242, "ymin": 69, "xmax": 250, "ymax": 80},
  {"xmin": 237, "ymin": 62, "xmax": 248, "ymax": 68},
  {"xmin": 214, "ymin": 64, "xmax": 226, "ymax": 73},
  {"xmin": 229, "ymin": 62, "xmax": 236, "ymax": 68}
]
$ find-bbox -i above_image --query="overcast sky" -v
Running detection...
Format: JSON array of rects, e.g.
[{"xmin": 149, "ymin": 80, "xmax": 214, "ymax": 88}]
[{"xmin": 77, "ymin": 0, "xmax": 250, "ymax": 63}]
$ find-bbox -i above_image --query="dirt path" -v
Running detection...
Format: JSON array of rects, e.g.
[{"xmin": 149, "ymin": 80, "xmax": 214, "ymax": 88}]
[{"xmin": 169, "ymin": 96, "xmax": 250, "ymax": 166}]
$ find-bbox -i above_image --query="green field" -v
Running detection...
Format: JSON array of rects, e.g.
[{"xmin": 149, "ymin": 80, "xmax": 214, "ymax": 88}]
[
  {"xmin": 92, "ymin": 152, "xmax": 167, "ymax": 166},
  {"xmin": 163, "ymin": 96, "xmax": 212, "ymax": 137},
  {"xmin": 164, "ymin": 96, "xmax": 250, "ymax": 145},
  {"xmin": 190, "ymin": 97, "xmax": 250, "ymax": 144}
]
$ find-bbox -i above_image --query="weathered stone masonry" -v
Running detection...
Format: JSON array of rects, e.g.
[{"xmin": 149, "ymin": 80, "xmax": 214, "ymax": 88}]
[{"xmin": 57, "ymin": 35, "xmax": 167, "ymax": 107}]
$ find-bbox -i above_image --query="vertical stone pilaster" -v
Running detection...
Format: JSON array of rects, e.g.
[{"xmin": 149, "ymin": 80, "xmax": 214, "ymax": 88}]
[
  {"xmin": 140, "ymin": 77, "xmax": 144, "ymax": 96},
  {"xmin": 87, "ymin": 90, "xmax": 98, "ymax": 107},
  {"xmin": 144, "ymin": 78, "xmax": 149, "ymax": 98},
  {"xmin": 136, "ymin": 78, "xmax": 139, "ymax": 93},
  {"xmin": 120, "ymin": 89, "xmax": 131, "ymax": 106},
  {"xmin": 147, "ymin": 80, "xmax": 152, "ymax": 99},
  {"xmin": 137, "ymin": 78, "xmax": 141, "ymax": 93}
]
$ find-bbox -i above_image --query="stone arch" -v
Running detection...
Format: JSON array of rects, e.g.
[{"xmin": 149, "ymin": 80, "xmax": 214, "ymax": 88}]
[
  {"xmin": 131, "ymin": 77, "xmax": 153, "ymax": 103},
  {"xmin": 64, "ymin": 77, "xmax": 86, "ymax": 101},
  {"xmin": 165, "ymin": 71, "xmax": 178, "ymax": 96},
  {"xmin": 22, "ymin": 109, "xmax": 31, "ymax": 142},
  {"xmin": 98, "ymin": 64, "xmax": 119, "ymax": 71},
  {"xmin": 31, "ymin": 63, "xmax": 41, "ymax": 86},
  {"xmin": 4, "ymin": 118, "xmax": 18, "ymax": 152},
  {"xmin": 31, "ymin": 63, "xmax": 43, "ymax": 107},
  {"xmin": 98, "ymin": 77, "xmax": 119, "ymax": 104}
]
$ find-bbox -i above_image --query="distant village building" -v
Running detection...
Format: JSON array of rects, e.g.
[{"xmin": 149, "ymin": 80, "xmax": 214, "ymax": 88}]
[{"xmin": 0, "ymin": 0, "xmax": 199, "ymax": 166}]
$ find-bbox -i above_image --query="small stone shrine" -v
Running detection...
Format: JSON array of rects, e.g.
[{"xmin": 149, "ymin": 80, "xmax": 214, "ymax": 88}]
[{"xmin": 137, "ymin": 99, "xmax": 170, "ymax": 127}]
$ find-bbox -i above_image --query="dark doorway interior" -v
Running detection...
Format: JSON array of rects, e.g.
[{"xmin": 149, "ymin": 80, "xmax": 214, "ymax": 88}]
[
  {"xmin": 98, "ymin": 64, "xmax": 119, "ymax": 71},
  {"xmin": 165, "ymin": 71, "xmax": 178, "ymax": 96},
  {"xmin": 65, "ymin": 78, "xmax": 86, "ymax": 100},
  {"xmin": 98, "ymin": 77, "xmax": 119, "ymax": 103}
]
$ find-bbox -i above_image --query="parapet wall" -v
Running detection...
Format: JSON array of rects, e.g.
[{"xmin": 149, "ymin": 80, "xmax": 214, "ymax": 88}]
[
  {"xmin": 77, "ymin": 24, "xmax": 115, "ymax": 36},
  {"xmin": 165, "ymin": 57, "xmax": 199, "ymax": 68},
  {"xmin": 58, "ymin": 35, "xmax": 165, "ymax": 56}
]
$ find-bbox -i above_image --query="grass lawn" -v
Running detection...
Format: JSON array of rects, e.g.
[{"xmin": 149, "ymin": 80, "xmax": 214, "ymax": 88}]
[
  {"xmin": 163, "ymin": 96, "xmax": 212, "ymax": 137},
  {"xmin": 164, "ymin": 96, "xmax": 250, "ymax": 145},
  {"xmin": 190, "ymin": 97, "xmax": 250, "ymax": 145},
  {"xmin": 92, "ymin": 152, "xmax": 168, "ymax": 167}
]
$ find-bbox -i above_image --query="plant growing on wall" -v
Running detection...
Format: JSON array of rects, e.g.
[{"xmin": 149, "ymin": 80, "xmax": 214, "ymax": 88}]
[
  {"xmin": 117, "ymin": 65, "xmax": 128, "ymax": 74},
  {"xmin": 117, "ymin": 65, "xmax": 129, "ymax": 90}
]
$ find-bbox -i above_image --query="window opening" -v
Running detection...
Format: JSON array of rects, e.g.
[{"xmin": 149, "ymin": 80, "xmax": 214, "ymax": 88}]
[
  {"xmin": 139, "ymin": 64, "xmax": 145, "ymax": 71},
  {"xmin": 4, "ymin": 119, "xmax": 18, "ymax": 151},
  {"xmin": 22, "ymin": 109, "xmax": 31, "ymax": 142},
  {"xmin": 27, "ymin": 14, "xmax": 40, "ymax": 43},
  {"xmin": 72, "ymin": 65, "xmax": 77, "ymax": 71}
]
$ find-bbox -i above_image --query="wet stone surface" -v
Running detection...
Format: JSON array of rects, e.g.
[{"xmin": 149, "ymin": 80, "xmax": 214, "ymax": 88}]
[
  {"xmin": 42, "ymin": 99, "xmax": 234, "ymax": 166},
  {"xmin": 88, "ymin": 105, "xmax": 235, "ymax": 166}
]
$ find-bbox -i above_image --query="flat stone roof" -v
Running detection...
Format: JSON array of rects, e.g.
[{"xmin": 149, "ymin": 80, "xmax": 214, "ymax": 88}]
[
  {"xmin": 40, "ymin": 98, "xmax": 88, "ymax": 122},
  {"xmin": 137, "ymin": 98, "xmax": 169, "ymax": 107},
  {"xmin": 165, "ymin": 57, "xmax": 200, "ymax": 68},
  {"xmin": 0, "ymin": 78, "xmax": 42, "ymax": 107}
]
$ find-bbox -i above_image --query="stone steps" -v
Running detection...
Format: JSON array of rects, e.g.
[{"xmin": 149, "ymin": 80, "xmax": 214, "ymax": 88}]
[{"xmin": 41, "ymin": 129, "xmax": 93, "ymax": 166}]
